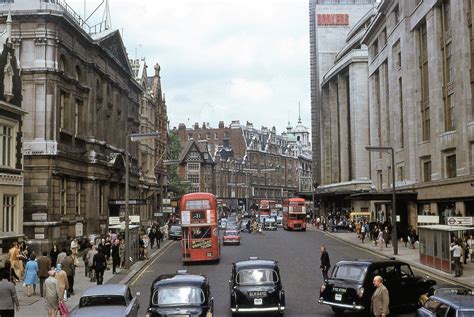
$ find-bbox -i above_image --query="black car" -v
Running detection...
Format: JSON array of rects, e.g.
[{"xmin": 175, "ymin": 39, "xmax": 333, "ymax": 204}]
[
  {"xmin": 168, "ymin": 225, "xmax": 182, "ymax": 240},
  {"xmin": 229, "ymin": 257, "xmax": 285, "ymax": 316},
  {"xmin": 145, "ymin": 270, "xmax": 214, "ymax": 317},
  {"xmin": 319, "ymin": 259, "xmax": 435, "ymax": 315}
]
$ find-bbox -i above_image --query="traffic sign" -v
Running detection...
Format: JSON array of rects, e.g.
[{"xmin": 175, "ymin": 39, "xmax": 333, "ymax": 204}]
[
  {"xmin": 447, "ymin": 217, "xmax": 456, "ymax": 225},
  {"xmin": 447, "ymin": 217, "xmax": 473, "ymax": 226}
]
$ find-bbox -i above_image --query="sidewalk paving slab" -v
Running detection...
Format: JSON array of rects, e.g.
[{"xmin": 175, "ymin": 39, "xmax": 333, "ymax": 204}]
[
  {"xmin": 307, "ymin": 224, "xmax": 474, "ymax": 289},
  {"xmin": 14, "ymin": 239, "xmax": 173, "ymax": 317}
]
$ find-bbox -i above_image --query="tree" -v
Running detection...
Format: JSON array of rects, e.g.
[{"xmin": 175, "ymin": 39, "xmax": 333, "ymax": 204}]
[{"xmin": 167, "ymin": 131, "xmax": 190, "ymax": 196}]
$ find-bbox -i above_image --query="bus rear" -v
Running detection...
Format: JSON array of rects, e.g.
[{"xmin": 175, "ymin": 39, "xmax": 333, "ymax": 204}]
[
  {"xmin": 180, "ymin": 193, "xmax": 220, "ymax": 263},
  {"xmin": 282, "ymin": 198, "xmax": 307, "ymax": 231}
]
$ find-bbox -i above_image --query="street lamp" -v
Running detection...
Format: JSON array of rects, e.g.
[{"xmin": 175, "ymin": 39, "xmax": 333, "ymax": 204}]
[
  {"xmin": 365, "ymin": 146, "xmax": 398, "ymax": 256},
  {"xmin": 125, "ymin": 131, "xmax": 160, "ymax": 269}
]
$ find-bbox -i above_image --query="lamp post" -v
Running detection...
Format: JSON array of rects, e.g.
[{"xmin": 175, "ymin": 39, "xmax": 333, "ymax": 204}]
[
  {"xmin": 125, "ymin": 131, "xmax": 160, "ymax": 269},
  {"xmin": 365, "ymin": 146, "xmax": 398, "ymax": 255}
]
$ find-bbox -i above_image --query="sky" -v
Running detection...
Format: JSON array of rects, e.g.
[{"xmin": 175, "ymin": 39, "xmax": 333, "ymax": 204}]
[{"xmin": 68, "ymin": 0, "xmax": 311, "ymax": 133}]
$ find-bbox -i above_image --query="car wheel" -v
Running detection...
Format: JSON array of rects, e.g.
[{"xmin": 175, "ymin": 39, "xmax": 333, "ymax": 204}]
[{"xmin": 331, "ymin": 307, "xmax": 344, "ymax": 316}]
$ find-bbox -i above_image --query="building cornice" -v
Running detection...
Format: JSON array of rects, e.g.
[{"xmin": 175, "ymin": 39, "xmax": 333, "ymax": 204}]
[{"xmin": 321, "ymin": 49, "xmax": 368, "ymax": 86}]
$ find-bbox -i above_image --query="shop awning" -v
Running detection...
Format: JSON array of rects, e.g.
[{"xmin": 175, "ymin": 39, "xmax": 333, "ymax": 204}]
[{"xmin": 348, "ymin": 191, "xmax": 418, "ymax": 201}]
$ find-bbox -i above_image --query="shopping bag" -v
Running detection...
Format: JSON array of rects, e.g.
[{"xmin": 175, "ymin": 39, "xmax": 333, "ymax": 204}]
[
  {"xmin": 63, "ymin": 290, "xmax": 68, "ymax": 302},
  {"xmin": 90, "ymin": 269, "xmax": 96, "ymax": 282},
  {"xmin": 74, "ymin": 256, "xmax": 80, "ymax": 266},
  {"xmin": 59, "ymin": 301, "xmax": 69, "ymax": 317}
]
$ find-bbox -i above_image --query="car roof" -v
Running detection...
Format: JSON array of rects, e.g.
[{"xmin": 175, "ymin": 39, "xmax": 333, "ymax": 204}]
[
  {"xmin": 82, "ymin": 284, "xmax": 128, "ymax": 297},
  {"xmin": 335, "ymin": 259, "xmax": 408, "ymax": 267},
  {"xmin": 235, "ymin": 259, "xmax": 278, "ymax": 270},
  {"xmin": 429, "ymin": 294, "xmax": 474, "ymax": 310},
  {"xmin": 152, "ymin": 273, "xmax": 207, "ymax": 288}
]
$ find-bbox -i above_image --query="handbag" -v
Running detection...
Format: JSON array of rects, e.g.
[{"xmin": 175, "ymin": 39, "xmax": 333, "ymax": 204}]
[
  {"xmin": 59, "ymin": 301, "xmax": 70, "ymax": 317},
  {"xmin": 63, "ymin": 289, "xmax": 68, "ymax": 302}
]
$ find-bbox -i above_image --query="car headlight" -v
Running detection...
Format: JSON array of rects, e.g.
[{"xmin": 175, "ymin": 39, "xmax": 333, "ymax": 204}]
[
  {"xmin": 320, "ymin": 283, "xmax": 326, "ymax": 293},
  {"xmin": 357, "ymin": 287, "xmax": 364, "ymax": 298}
]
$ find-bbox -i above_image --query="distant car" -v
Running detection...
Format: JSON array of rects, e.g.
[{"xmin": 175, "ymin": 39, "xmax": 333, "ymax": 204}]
[
  {"xmin": 229, "ymin": 257, "xmax": 285, "ymax": 315},
  {"xmin": 240, "ymin": 219, "xmax": 251, "ymax": 232},
  {"xmin": 70, "ymin": 284, "xmax": 139, "ymax": 317},
  {"xmin": 319, "ymin": 259, "xmax": 435, "ymax": 315},
  {"xmin": 276, "ymin": 216, "xmax": 283, "ymax": 228},
  {"xmin": 243, "ymin": 211, "xmax": 250, "ymax": 218},
  {"xmin": 418, "ymin": 284, "xmax": 472, "ymax": 306},
  {"xmin": 223, "ymin": 230, "xmax": 241, "ymax": 245},
  {"xmin": 263, "ymin": 218, "xmax": 277, "ymax": 231},
  {"xmin": 145, "ymin": 270, "xmax": 213, "ymax": 317},
  {"xmin": 219, "ymin": 218, "xmax": 228, "ymax": 230},
  {"xmin": 417, "ymin": 294, "xmax": 474, "ymax": 317},
  {"xmin": 169, "ymin": 225, "xmax": 182, "ymax": 240}
]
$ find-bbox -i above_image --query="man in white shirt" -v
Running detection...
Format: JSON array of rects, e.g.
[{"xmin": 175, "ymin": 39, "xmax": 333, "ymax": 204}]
[{"xmin": 450, "ymin": 240, "xmax": 462, "ymax": 277}]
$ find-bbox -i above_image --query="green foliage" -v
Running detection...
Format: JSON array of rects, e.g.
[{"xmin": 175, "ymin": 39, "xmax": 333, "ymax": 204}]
[{"xmin": 167, "ymin": 131, "xmax": 190, "ymax": 196}]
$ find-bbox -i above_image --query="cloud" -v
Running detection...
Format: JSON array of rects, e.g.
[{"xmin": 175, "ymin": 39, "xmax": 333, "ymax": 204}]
[{"xmin": 67, "ymin": 0, "xmax": 311, "ymax": 132}]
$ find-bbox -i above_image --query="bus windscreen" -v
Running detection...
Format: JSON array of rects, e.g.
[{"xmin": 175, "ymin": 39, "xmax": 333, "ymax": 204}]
[{"xmin": 185, "ymin": 199, "xmax": 211, "ymax": 210}]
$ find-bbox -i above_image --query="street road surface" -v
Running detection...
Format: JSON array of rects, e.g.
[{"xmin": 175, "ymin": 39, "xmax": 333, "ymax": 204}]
[{"xmin": 130, "ymin": 228, "xmax": 442, "ymax": 316}]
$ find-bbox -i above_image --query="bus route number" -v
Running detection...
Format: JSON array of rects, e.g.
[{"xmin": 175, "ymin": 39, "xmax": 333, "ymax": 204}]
[{"xmin": 192, "ymin": 211, "xmax": 206, "ymax": 222}]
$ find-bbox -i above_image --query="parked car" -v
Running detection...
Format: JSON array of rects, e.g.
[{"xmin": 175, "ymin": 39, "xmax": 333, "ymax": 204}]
[
  {"xmin": 419, "ymin": 284, "xmax": 472, "ymax": 306},
  {"xmin": 145, "ymin": 270, "xmax": 213, "ymax": 317},
  {"xmin": 169, "ymin": 225, "xmax": 182, "ymax": 240},
  {"xmin": 229, "ymin": 257, "xmax": 285, "ymax": 315},
  {"xmin": 223, "ymin": 229, "xmax": 241, "ymax": 245},
  {"xmin": 319, "ymin": 259, "xmax": 435, "ymax": 315},
  {"xmin": 70, "ymin": 284, "xmax": 139, "ymax": 317},
  {"xmin": 417, "ymin": 294, "xmax": 474, "ymax": 317}
]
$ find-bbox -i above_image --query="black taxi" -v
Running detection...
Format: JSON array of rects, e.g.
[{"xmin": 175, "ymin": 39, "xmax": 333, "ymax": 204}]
[
  {"xmin": 229, "ymin": 257, "xmax": 285, "ymax": 315},
  {"xmin": 319, "ymin": 259, "xmax": 435, "ymax": 315},
  {"xmin": 145, "ymin": 270, "xmax": 214, "ymax": 317}
]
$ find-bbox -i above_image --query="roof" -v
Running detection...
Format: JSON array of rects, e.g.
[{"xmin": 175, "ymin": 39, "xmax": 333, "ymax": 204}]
[
  {"xmin": 430, "ymin": 294, "xmax": 474, "ymax": 310},
  {"xmin": 418, "ymin": 225, "xmax": 474, "ymax": 232},
  {"xmin": 81, "ymin": 284, "xmax": 128, "ymax": 297},
  {"xmin": 335, "ymin": 259, "xmax": 406, "ymax": 267},
  {"xmin": 152, "ymin": 273, "xmax": 206, "ymax": 289},
  {"xmin": 235, "ymin": 259, "xmax": 278, "ymax": 271}
]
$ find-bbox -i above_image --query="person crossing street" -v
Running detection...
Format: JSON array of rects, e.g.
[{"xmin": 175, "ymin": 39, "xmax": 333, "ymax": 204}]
[{"xmin": 320, "ymin": 245, "xmax": 331, "ymax": 281}]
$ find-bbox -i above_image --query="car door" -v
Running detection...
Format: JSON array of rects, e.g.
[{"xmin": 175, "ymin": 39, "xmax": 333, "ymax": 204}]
[
  {"xmin": 398, "ymin": 263, "xmax": 419, "ymax": 305},
  {"xmin": 418, "ymin": 298, "xmax": 443, "ymax": 317},
  {"xmin": 125, "ymin": 287, "xmax": 139, "ymax": 317},
  {"xmin": 381, "ymin": 264, "xmax": 401, "ymax": 307}
]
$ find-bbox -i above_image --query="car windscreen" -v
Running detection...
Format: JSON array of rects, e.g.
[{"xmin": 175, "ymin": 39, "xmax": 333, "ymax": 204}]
[
  {"xmin": 185, "ymin": 200, "xmax": 211, "ymax": 210},
  {"xmin": 236, "ymin": 269, "xmax": 279, "ymax": 285},
  {"xmin": 332, "ymin": 265, "xmax": 366, "ymax": 282},
  {"xmin": 152, "ymin": 287, "xmax": 204, "ymax": 306},
  {"xmin": 170, "ymin": 226, "xmax": 181, "ymax": 232},
  {"xmin": 79, "ymin": 295, "xmax": 126, "ymax": 307}
]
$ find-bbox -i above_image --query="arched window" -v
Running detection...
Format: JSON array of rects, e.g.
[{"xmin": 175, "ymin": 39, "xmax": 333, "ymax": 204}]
[{"xmin": 75, "ymin": 65, "xmax": 82, "ymax": 83}]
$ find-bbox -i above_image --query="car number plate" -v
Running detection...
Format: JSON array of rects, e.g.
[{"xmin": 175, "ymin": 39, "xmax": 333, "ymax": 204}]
[
  {"xmin": 335, "ymin": 294, "xmax": 342, "ymax": 301},
  {"xmin": 254, "ymin": 298, "xmax": 263, "ymax": 305}
]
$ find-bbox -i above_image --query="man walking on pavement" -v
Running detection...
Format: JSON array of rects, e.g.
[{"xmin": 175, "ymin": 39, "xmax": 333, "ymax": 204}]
[
  {"xmin": 371, "ymin": 275, "xmax": 389, "ymax": 317},
  {"xmin": 156, "ymin": 228, "xmax": 163, "ymax": 248},
  {"xmin": 37, "ymin": 251, "xmax": 51, "ymax": 297},
  {"xmin": 450, "ymin": 239, "xmax": 463, "ymax": 277},
  {"xmin": 111, "ymin": 239, "xmax": 120, "ymax": 274},
  {"xmin": 320, "ymin": 245, "xmax": 331, "ymax": 281},
  {"xmin": 0, "ymin": 270, "xmax": 20, "ymax": 317},
  {"xmin": 61, "ymin": 250, "xmax": 75, "ymax": 296},
  {"xmin": 87, "ymin": 245, "xmax": 98, "ymax": 280},
  {"xmin": 93, "ymin": 249, "xmax": 107, "ymax": 285}
]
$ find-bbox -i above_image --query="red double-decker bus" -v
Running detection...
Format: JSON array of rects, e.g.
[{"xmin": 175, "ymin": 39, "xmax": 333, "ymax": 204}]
[
  {"xmin": 180, "ymin": 193, "xmax": 220, "ymax": 263},
  {"xmin": 258, "ymin": 199, "xmax": 274, "ymax": 217},
  {"xmin": 282, "ymin": 198, "xmax": 307, "ymax": 231}
]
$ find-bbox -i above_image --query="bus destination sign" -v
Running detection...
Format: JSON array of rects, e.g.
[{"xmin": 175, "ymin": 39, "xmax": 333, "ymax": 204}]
[{"xmin": 191, "ymin": 210, "xmax": 207, "ymax": 223}]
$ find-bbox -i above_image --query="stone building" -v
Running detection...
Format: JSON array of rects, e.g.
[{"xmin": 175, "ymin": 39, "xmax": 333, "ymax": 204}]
[
  {"xmin": 0, "ymin": 12, "xmax": 25, "ymax": 255},
  {"xmin": 130, "ymin": 58, "xmax": 168, "ymax": 225},
  {"xmin": 0, "ymin": 0, "xmax": 144, "ymax": 246},
  {"xmin": 316, "ymin": 8, "xmax": 375, "ymax": 218},
  {"xmin": 177, "ymin": 141, "xmax": 215, "ymax": 194},
  {"xmin": 363, "ymin": 0, "xmax": 474, "ymax": 227},
  {"xmin": 310, "ymin": 0, "xmax": 377, "ymax": 188}
]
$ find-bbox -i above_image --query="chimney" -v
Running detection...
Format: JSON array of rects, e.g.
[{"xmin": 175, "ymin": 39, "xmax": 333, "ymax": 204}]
[
  {"xmin": 194, "ymin": 122, "xmax": 199, "ymax": 130},
  {"xmin": 178, "ymin": 123, "xmax": 186, "ymax": 130},
  {"xmin": 218, "ymin": 121, "xmax": 224, "ymax": 129},
  {"xmin": 202, "ymin": 122, "xmax": 206, "ymax": 129}
]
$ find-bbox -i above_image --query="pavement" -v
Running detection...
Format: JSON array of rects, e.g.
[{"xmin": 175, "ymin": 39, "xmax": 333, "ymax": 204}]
[
  {"xmin": 14, "ymin": 239, "xmax": 172, "ymax": 317},
  {"xmin": 307, "ymin": 224, "xmax": 474, "ymax": 289}
]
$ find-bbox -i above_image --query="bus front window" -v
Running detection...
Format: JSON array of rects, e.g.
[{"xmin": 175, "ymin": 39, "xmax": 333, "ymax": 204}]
[{"xmin": 191, "ymin": 226, "xmax": 212, "ymax": 239}]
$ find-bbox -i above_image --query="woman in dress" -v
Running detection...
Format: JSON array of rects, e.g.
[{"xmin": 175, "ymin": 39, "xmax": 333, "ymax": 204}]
[
  {"xmin": 44, "ymin": 269, "xmax": 61, "ymax": 317},
  {"xmin": 54, "ymin": 264, "xmax": 69, "ymax": 301},
  {"xmin": 377, "ymin": 228, "xmax": 385, "ymax": 251},
  {"xmin": 119, "ymin": 239, "xmax": 125, "ymax": 269},
  {"xmin": 8, "ymin": 242, "xmax": 24, "ymax": 281},
  {"xmin": 24, "ymin": 253, "xmax": 39, "ymax": 296}
]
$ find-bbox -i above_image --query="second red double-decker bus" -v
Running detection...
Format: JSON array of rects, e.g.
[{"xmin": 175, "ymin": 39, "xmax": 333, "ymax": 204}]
[
  {"xmin": 180, "ymin": 192, "xmax": 220, "ymax": 263},
  {"xmin": 282, "ymin": 198, "xmax": 307, "ymax": 231}
]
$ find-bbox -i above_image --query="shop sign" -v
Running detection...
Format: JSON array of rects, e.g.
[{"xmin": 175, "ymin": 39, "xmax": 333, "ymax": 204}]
[{"xmin": 32, "ymin": 213, "xmax": 47, "ymax": 221}]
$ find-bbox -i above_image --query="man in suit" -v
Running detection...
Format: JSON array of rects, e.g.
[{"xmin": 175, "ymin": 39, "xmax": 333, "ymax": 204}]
[
  {"xmin": 37, "ymin": 251, "xmax": 51, "ymax": 297},
  {"xmin": 371, "ymin": 275, "xmax": 389, "ymax": 317},
  {"xmin": 92, "ymin": 249, "xmax": 107, "ymax": 285},
  {"xmin": 320, "ymin": 245, "xmax": 331, "ymax": 281},
  {"xmin": 61, "ymin": 250, "xmax": 75, "ymax": 296},
  {"xmin": 0, "ymin": 270, "xmax": 20, "ymax": 317}
]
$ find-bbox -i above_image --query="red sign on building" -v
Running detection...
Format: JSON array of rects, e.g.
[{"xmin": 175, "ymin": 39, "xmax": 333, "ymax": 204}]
[{"xmin": 317, "ymin": 14, "xmax": 349, "ymax": 26}]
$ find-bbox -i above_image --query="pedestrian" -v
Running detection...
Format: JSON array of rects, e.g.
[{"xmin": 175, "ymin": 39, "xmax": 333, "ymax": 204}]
[
  {"xmin": 0, "ymin": 270, "xmax": 20, "ymax": 317},
  {"xmin": 56, "ymin": 248, "xmax": 67, "ymax": 266},
  {"xmin": 149, "ymin": 228, "xmax": 156, "ymax": 249},
  {"xmin": 54, "ymin": 264, "xmax": 68, "ymax": 302},
  {"xmin": 87, "ymin": 245, "xmax": 98, "ymax": 279},
  {"xmin": 450, "ymin": 239, "xmax": 463, "ymax": 277},
  {"xmin": 383, "ymin": 227, "xmax": 391, "ymax": 248},
  {"xmin": 111, "ymin": 239, "xmax": 120, "ymax": 274},
  {"xmin": 468, "ymin": 235, "xmax": 473, "ymax": 263},
  {"xmin": 119, "ymin": 240, "xmax": 125, "ymax": 269},
  {"xmin": 8, "ymin": 242, "xmax": 23, "ymax": 281},
  {"xmin": 37, "ymin": 251, "xmax": 51, "ymax": 297},
  {"xmin": 0, "ymin": 260, "xmax": 14, "ymax": 284},
  {"xmin": 377, "ymin": 229, "xmax": 384, "ymax": 251},
  {"xmin": 156, "ymin": 228, "xmax": 163, "ymax": 248},
  {"xmin": 360, "ymin": 222, "xmax": 366, "ymax": 243},
  {"xmin": 49, "ymin": 244, "xmax": 60, "ymax": 269},
  {"xmin": 44, "ymin": 269, "xmax": 60, "ymax": 317},
  {"xmin": 143, "ymin": 235, "xmax": 150, "ymax": 259},
  {"xmin": 82, "ymin": 243, "xmax": 91, "ymax": 277},
  {"xmin": 61, "ymin": 250, "xmax": 75, "ymax": 296},
  {"xmin": 24, "ymin": 254, "xmax": 39, "ymax": 297},
  {"xmin": 92, "ymin": 249, "xmax": 107, "ymax": 285},
  {"xmin": 371, "ymin": 275, "xmax": 389, "ymax": 317},
  {"xmin": 320, "ymin": 245, "xmax": 331, "ymax": 281},
  {"xmin": 70, "ymin": 238, "xmax": 79, "ymax": 266},
  {"xmin": 104, "ymin": 237, "xmax": 112, "ymax": 268}
]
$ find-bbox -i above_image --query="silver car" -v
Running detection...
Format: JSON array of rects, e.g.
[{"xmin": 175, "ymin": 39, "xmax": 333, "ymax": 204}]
[{"xmin": 70, "ymin": 284, "xmax": 139, "ymax": 317}]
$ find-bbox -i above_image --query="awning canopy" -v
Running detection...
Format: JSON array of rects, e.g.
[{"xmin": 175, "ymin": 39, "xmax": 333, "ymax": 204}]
[{"xmin": 348, "ymin": 191, "xmax": 418, "ymax": 201}]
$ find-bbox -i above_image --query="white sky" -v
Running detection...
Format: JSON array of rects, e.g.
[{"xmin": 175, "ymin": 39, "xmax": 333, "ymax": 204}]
[{"xmin": 69, "ymin": 0, "xmax": 310, "ymax": 132}]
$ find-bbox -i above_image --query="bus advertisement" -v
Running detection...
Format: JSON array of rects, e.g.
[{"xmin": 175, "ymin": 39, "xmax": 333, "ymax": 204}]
[
  {"xmin": 180, "ymin": 193, "xmax": 220, "ymax": 263},
  {"xmin": 282, "ymin": 198, "xmax": 307, "ymax": 231}
]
